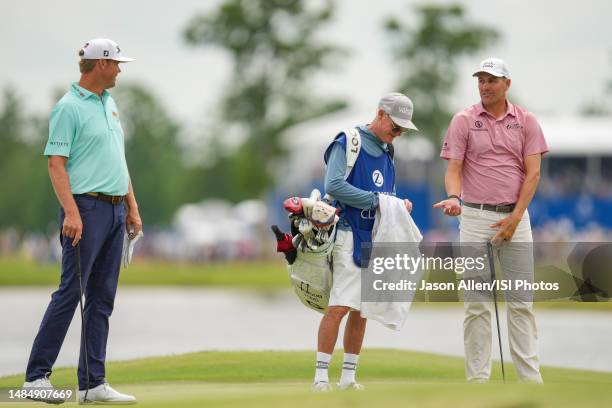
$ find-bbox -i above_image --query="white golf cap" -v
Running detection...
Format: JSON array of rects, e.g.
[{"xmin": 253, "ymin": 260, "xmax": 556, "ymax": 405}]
[
  {"xmin": 378, "ymin": 93, "xmax": 418, "ymax": 131},
  {"xmin": 79, "ymin": 38, "xmax": 135, "ymax": 62},
  {"xmin": 472, "ymin": 57, "xmax": 509, "ymax": 78}
]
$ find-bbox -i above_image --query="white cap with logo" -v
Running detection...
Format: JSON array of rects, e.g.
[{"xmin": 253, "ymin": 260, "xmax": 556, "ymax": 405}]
[
  {"xmin": 378, "ymin": 93, "xmax": 418, "ymax": 131},
  {"xmin": 472, "ymin": 57, "xmax": 510, "ymax": 78},
  {"xmin": 80, "ymin": 38, "xmax": 135, "ymax": 62}
]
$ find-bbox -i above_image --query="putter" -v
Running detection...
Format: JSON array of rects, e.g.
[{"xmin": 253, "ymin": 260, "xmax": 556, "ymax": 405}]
[
  {"xmin": 75, "ymin": 243, "xmax": 90, "ymax": 401},
  {"xmin": 486, "ymin": 242, "xmax": 506, "ymax": 383}
]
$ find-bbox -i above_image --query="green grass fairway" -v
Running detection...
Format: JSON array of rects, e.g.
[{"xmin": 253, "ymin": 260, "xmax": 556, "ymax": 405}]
[
  {"xmin": 1, "ymin": 350, "xmax": 611, "ymax": 407},
  {"xmin": 1, "ymin": 256, "xmax": 611, "ymax": 310},
  {"xmin": 0, "ymin": 257, "xmax": 287, "ymax": 287}
]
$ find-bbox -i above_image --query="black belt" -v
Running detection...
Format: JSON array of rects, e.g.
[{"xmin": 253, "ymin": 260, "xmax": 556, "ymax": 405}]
[
  {"xmin": 463, "ymin": 201, "xmax": 515, "ymax": 213},
  {"xmin": 85, "ymin": 192, "xmax": 125, "ymax": 205}
]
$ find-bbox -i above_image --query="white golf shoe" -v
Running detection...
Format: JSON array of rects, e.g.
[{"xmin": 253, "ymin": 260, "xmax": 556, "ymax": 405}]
[
  {"xmin": 78, "ymin": 383, "xmax": 136, "ymax": 405},
  {"xmin": 337, "ymin": 382, "xmax": 364, "ymax": 391},
  {"xmin": 311, "ymin": 381, "xmax": 332, "ymax": 393},
  {"xmin": 22, "ymin": 376, "xmax": 66, "ymax": 404}
]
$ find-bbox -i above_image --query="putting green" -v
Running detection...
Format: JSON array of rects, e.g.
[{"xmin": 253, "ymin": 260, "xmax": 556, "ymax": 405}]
[{"xmin": 1, "ymin": 350, "xmax": 610, "ymax": 407}]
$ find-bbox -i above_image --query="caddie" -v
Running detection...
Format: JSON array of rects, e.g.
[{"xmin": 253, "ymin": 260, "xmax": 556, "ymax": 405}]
[
  {"xmin": 22, "ymin": 38, "xmax": 141, "ymax": 404},
  {"xmin": 433, "ymin": 58, "xmax": 548, "ymax": 383},
  {"xmin": 312, "ymin": 93, "xmax": 417, "ymax": 391}
]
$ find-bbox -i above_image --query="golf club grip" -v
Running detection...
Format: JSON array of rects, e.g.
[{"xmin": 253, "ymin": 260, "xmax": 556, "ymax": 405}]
[{"xmin": 270, "ymin": 225, "xmax": 285, "ymax": 241}]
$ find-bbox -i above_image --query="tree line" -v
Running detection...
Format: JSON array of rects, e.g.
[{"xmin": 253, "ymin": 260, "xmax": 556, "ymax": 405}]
[{"xmin": 0, "ymin": 2, "xmax": 498, "ymax": 231}]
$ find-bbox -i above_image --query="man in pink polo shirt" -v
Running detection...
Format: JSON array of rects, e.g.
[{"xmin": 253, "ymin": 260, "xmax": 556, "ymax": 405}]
[{"xmin": 433, "ymin": 58, "xmax": 548, "ymax": 383}]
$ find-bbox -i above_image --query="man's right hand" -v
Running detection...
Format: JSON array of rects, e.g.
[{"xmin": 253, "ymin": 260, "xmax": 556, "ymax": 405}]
[
  {"xmin": 432, "ymin": 198, "xmax": 462, "ymax": 217},
  {"xmin": 63, "ymin": 209, "xmax": 83, "ymax": 246}
]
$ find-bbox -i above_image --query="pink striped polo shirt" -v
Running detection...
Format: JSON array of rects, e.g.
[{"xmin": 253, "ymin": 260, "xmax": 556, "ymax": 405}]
[{"xmin": 440, "ymin": 102, "xmax": 548, "ymax": 205}]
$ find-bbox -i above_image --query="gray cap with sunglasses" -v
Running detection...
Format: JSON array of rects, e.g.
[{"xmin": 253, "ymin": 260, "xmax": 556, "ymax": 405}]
[{"xmin": 378, "ymin": 93, "xmax": 418, "ymax": 131}]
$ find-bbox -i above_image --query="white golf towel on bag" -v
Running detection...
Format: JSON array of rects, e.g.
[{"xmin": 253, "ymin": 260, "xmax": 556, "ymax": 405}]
[{"xmin": 360, "ymin": 194, "xmax": 424, "ymax": 331}]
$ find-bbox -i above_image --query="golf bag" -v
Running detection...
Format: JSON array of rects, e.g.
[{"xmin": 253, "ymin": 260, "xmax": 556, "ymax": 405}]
[
  {"xmin": 272, "ymin": 189, "xmax": 338, "ymax": 313},
  {"xmin": 287, "ymin": 230, "xmax": 335, "ymax": 313},
  {"xmin": 272, "ymin": 128, "xmax": 365, "ymax": 313}
]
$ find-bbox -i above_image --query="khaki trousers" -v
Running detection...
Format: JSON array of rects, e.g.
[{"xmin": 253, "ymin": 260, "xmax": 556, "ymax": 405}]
[{"xmin": 459, "ymin": 205, "xmax": 542, "ymax": 382}]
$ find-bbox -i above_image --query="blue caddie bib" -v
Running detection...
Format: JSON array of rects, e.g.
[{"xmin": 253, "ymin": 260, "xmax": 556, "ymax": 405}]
[{"xmin": 324, "ymin": 131, "xmax": 395, "ymax": 266}]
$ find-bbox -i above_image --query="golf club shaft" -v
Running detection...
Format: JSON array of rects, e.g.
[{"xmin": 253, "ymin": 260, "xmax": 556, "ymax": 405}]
[
  {"xmin": 76, "ymin": 243, "xmax": 90, "ymax": 400},
  {"xmin": 487, "ymin": 242, "xmax": 506, "ymax": 383}
]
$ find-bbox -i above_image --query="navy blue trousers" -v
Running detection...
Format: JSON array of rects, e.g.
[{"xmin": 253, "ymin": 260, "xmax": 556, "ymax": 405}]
[{"xmin": 26, "ymin": 195, "xmax": 126, "ymax": 390}]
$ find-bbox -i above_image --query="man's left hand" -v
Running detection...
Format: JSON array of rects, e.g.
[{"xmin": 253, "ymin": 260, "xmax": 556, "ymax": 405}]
[
  {"xmin": 126, "ymin": 208, "xmax": 143, "ymax": 239},
  {"xmin": 490, "ymin": 214, "xmax": 521, "ymax": 246}
]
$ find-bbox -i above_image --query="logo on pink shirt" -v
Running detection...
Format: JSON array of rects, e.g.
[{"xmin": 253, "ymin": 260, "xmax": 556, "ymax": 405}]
[{"xmin": 506, "ymin": 123, "xmax": 523, "ymax": 129}]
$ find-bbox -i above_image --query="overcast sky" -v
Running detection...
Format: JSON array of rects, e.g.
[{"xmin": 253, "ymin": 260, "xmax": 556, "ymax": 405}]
[{"xmin": 2, "ymin": 0, "xmax": 611, "ymax": 127}]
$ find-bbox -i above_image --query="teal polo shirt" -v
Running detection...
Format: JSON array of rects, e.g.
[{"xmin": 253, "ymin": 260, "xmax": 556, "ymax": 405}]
[{"xmin": 44, "ymin": 82, "xmax": 129, "ymax": 196}]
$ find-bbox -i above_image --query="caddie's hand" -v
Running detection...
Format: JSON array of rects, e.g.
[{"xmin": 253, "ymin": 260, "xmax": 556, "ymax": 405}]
[
  {"xmin": 432, "ymin": 198, "xmax": 461, "ymax": 217},
  {"xmin": 490, "ymin": 214, "xmax": 521, "ymax": 246},
  {"xmin": 404, "ymin": 199, "xmax": 413, "ymax": 213},
  {"xmin": 63, "ymin": 210, "xmax": 83, "ymax": 247},
  {"xmin": 126, "ymin": 208, "xmax": 142, "ymax": 239}
]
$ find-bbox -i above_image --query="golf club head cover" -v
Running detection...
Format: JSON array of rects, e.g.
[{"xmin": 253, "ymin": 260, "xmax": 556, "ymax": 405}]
[
  {"xmin": 309, "ymin": 188, "xmax": 322, "ymax": 202},
  {"xmin": 283, "ymin": 197, "xmax": 304, "ymax": 215},
  {"xmin": 271, "ymin": 225, "xmax": 294, "ymax": 252},
  {"xmin": 301, "ymin": 189, "xmax": 321, "ymax": 218},
  {"xmin": 300, "ymin": 198, "xmax": 315, "ymax": 219},
  {"xmin": 270, "ymin": 225, "xmax": 297, "ymax": 264},
  {"xmin": 309, "ymin": 200, "xmax": 340, "ymax": 228}
]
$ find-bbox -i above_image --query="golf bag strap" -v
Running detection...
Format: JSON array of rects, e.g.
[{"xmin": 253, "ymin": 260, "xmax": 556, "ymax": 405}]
[
  {"xmin": 343, "ymin": 128, "xmax": 361, "ymax": 179},
  {"xmin": 324, "ymin": 128, "xmax": 361, "ymax": 202}
]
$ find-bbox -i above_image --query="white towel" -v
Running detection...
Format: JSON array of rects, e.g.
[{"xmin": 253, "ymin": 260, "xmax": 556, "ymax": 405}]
[
  {"xmin": 361, "ymin": 194, "xmax": 423, "ymax": 331},
  {"xmin": 121, "ymin": 231, "xmax": 144, "ymax": 268}
]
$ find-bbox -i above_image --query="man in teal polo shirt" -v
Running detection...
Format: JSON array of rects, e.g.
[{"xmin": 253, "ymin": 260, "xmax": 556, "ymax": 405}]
[{"xmin": 23, "ymin": 38, "xmax": 142, "ymax": 404}]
